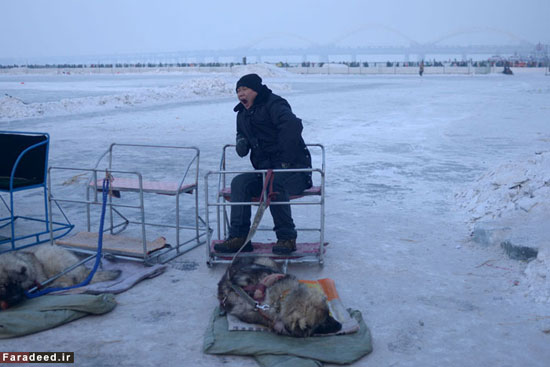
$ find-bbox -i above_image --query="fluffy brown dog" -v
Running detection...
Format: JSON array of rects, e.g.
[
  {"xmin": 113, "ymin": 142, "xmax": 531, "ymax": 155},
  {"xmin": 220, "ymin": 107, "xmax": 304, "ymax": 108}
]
[
  {"xmin": 218, "ymin": 257, "xmax": 341, "ymax": 337},
  {"xmin": 0, "ymin": 245, "xmax": 120, "ymax": 309}
]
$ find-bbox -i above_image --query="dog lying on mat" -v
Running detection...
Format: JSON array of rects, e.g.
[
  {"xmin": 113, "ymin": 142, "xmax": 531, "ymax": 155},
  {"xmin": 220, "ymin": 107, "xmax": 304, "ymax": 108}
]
[
  {"xmin": 0, "ymin": 245, "xmax": 121, "ymax": 309},
  {"xmin": 218, "ymin": 257, "xmax": 341, "ymax": 337}
]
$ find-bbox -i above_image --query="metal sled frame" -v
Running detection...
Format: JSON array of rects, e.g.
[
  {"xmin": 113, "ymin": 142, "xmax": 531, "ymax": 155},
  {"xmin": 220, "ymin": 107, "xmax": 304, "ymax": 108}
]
[
  {"xmin": 49, "ymin": 143, "xmax": 207, "ymax": 264},
  {"xmin": 0, "ymin": 131, "xmax": 73, "ymax": 254},
  {"xmin": 205, "ymin": 144, "xmax": 326, "ymax": 267}
]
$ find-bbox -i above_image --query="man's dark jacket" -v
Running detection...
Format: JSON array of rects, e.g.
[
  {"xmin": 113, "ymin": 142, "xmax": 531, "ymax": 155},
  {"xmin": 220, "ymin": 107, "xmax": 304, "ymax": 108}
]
[{"xmin": 233, "ymin": 86, "xmax": 312, "ymax": 185}]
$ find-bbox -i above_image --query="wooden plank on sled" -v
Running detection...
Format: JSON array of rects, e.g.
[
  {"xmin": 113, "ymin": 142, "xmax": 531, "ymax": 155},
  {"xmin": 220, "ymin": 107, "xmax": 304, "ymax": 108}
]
[
  {"xmin": 56, "ymin": 231, "xmax": 167, "ymax": 258},
  {"xmin": 90, "ymin": 178, "xmax": 195, "ymax": 196},
  {"xmin": 210, "ymin": 240, "xmax": 327, "ymax": 260}
]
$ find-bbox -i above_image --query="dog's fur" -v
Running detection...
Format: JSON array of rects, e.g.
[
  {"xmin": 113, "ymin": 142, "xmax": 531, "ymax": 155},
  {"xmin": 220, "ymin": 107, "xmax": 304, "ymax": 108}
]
[
  {"xmin": 218, "ymin": 257, "xmax": 341, "ymax": 337},
  {"xmin": 0, "ymin": 245, "xmax": 120, "ymax": 308}
]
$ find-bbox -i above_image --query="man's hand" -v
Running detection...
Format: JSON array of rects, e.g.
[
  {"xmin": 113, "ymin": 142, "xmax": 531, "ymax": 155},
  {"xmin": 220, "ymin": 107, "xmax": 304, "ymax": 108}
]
[
  {"xmin": 236, "ymin": 135, "xmax": 250, "ymax": 157},
  {"xmin": 280, "ymin": 162, "xmax": 290, "ymax": 169}
]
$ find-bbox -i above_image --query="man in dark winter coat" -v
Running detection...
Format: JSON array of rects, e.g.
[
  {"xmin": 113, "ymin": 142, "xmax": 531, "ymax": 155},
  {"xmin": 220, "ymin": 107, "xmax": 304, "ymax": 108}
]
[{"xmin": 214, "ymin": 73, "xmax": 312, "ymax": 254}]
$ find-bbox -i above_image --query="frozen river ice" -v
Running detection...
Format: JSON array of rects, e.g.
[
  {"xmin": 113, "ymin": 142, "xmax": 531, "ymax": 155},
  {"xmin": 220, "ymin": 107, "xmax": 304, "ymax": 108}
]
[{"xmin": 1, "ymin": 67, "xmax": 550, "ymax": 366}]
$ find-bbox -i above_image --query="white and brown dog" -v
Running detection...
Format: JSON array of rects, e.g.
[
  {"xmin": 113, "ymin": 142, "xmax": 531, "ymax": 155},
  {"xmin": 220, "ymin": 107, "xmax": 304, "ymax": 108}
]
[
  {"xmin": 0, "ymin": 245, "xmax": 120, "ymax": 309},
  {"xmin": 218, "ymin": 257, "xmax": 341, "ymax": 337}
]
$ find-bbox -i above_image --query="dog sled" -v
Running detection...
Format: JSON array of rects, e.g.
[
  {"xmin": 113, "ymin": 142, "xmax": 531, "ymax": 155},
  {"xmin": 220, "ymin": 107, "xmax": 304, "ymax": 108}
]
[
  {"xmin": 0, "ymin": 131, "xmax": 73, "ymax": 253},
  {"xmin": 49, "ymin": 143, "xmax": 208, "ymax": 264},
  {"xmin": 205, "ymin": 143, "xmax": 326, "ymax": 267}
]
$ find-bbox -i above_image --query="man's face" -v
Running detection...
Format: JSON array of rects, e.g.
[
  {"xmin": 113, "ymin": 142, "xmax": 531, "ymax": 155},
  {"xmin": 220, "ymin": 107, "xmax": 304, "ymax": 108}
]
[{"xmin": 237, "ymin": 86, "xmax": 258, "ymax": 110}]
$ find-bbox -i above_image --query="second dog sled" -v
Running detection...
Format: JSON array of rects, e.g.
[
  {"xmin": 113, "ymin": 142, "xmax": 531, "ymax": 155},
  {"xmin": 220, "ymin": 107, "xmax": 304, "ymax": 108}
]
[{"xmin": 49, "ymin": 143, "xmax": 208, "ymax": 264}]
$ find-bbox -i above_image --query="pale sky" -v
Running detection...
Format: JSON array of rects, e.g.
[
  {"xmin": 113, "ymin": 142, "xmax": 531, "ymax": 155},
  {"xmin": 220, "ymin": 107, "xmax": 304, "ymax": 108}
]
[{"xmin": 1, "ymin": 0, "xmax": 548, "ymax": 60}]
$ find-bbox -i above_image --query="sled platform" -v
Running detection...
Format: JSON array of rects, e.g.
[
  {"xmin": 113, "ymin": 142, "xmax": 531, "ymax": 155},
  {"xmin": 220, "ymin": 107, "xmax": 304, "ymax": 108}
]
[
  {"xmin": 56, "ymin": 231, "xmax": 168, "ymax": 259},
  {"xmin": 90, "ymin": 178, "xmax": 195, "ymax": 196},
  {"xmin": 208, "ymin": 240, "xmax": 328, "ymax": 266}
]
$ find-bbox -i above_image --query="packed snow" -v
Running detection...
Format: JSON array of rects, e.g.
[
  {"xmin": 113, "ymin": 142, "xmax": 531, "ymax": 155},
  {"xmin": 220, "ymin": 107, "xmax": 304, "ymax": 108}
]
[
  {"xmin": 230, "ymin": 62, "xmax": 291, "ymax": 77},
  {"xmin": 0, "ymin": 65, "xmax": 292, "ymax": 121},
  {"xmin": 0, "ymin": 77, "xmax": 235, "ymax": 120},
  {"xmin": 456, "ymin": 151, "xmax": 550, "ymax": 230},
  {"xmin": 456, "ymin": 151, "xmax": 550, "ymax": 304},
  {"xmin": 525, "ymin": 247, "xmax": 550, "ymax": 303},
  {"xmin": 1, "ymin": 64, "xmax": 550, "ymax": 366}
]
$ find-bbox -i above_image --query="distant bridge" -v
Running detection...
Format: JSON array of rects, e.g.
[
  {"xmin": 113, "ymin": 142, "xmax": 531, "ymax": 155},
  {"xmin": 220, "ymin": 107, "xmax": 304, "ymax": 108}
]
[
  {"xmin": 121, "ymin": 43, "xmax": 536, "ymax": 64},
  {"xmin": 114, "ymin": 26, "xmax": 539, "ymax": 63},
  {"xmin": 1, "ymin": 26, "xmax": 544, "ymax": 65}
]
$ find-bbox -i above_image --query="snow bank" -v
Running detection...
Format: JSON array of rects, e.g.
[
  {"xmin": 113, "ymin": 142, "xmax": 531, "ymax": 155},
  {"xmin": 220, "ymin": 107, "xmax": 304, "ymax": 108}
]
[
  {"xmin": 525, "ymin": 247, "xmax": 550, "ymax": 303},
  {"xmin": 456, "ymin": 151, "xmax": 550, "ymax": 227},
  {"xmin": 230, "ymin": 63, "xmax": 290, "ymax": 78},
  {"xmin": 320, "ymin": 63, "xmax": 349, "ymax": 68},
  {"xmin": 456, "ymin": 151, "xmax": 550, "ymax": 303},
  {"xmin": 0, "ymin": 67, "xmax": 215, "ymax": 76},
  {"xmin": 0, "ymin": 77, "xmax": 235, "ymax": 121},
  {"xmin": 229, "ymin": 64, "xmax": 292, "ymax": 94}
]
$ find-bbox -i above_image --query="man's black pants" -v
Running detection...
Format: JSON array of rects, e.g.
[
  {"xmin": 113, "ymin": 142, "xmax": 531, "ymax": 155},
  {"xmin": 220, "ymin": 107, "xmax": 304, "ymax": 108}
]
[{"xmin": 229, "ymin": 171, "xmax": 310, "ymax": 241}]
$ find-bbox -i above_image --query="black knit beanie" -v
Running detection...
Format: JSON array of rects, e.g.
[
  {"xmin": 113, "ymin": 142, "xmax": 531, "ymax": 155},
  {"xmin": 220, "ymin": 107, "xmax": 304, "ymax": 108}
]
[{"xmin": 236, "ymin": 73, "xmax": 263, "ymax": 93}]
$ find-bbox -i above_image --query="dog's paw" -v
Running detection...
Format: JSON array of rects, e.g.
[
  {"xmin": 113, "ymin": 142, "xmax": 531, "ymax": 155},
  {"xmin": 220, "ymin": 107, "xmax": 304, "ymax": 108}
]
[{"xmin": 273, "ymin": 320, "xmax": 288, "ymax": 335}]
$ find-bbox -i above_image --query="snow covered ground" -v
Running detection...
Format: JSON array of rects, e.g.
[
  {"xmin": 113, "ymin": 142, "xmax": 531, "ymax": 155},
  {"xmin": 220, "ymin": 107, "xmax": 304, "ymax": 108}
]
[{"xmin": 1, "ymin": 65, "xmax": 550, "ymax": 366}]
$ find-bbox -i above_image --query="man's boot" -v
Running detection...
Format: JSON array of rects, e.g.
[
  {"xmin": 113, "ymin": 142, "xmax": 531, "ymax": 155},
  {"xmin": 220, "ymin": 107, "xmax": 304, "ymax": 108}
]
[
  {"xmin": 214, "ymin": 237, "xmax": 253, "ymax": 253},
  {"xmin": 272, "ymin": 239, "xmax": 296, "ymax": 255}
]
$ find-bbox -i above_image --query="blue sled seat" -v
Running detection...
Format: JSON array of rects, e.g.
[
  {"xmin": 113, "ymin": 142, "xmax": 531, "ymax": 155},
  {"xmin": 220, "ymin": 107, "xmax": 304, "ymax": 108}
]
[
  {"xmin": 0, "ymin": 131, "xmax": 73, "ymax": 252},
  {"xmin": 0, "ymin": 132, "xmax": 48, "ymax": 191}
]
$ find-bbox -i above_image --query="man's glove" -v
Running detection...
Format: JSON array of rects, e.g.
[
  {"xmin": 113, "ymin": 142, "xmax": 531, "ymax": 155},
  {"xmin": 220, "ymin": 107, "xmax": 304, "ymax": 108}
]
[{"xmin": 236, "ymin": 135, "xmax": 250, "ymax": 157}]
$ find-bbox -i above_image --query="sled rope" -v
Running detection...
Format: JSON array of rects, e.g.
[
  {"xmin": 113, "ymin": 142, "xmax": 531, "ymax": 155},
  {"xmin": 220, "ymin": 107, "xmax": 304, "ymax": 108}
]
[
  {"xmin": 26, "ymin": 171, "xmax": 112, "ymax": 298},
  {"xmin": 259, "ymin": 169, "xmax": 277, "ymax": 206},
  {"xmin": 222, "ymin": 170, "xmax": 278, "ymax": 315},
  {"xmin": 229, "ymin": 169, "xmax": 276, "ymax": 265}
]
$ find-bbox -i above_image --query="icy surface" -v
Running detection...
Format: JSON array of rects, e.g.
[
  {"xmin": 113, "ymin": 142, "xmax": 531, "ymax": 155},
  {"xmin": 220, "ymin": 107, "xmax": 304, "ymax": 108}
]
[{"xmin": 1, "ymin": 67, "xmax": 550, "ymax": 366}]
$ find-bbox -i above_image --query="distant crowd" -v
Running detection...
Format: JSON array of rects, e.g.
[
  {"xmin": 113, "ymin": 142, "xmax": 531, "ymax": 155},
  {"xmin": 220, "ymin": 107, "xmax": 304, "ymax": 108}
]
[
  {"xmin": 0, "ymin": 59, "xmax": 548, "ymax": 70},
  {"xmin": 295, "ymin": 59, "xmax": 547, "ymax": 68}
]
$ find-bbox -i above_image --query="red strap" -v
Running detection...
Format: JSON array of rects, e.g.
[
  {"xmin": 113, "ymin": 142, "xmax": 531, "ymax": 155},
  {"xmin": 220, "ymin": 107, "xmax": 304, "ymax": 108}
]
[
  {"xmin": 259, "ymin": 169, "xmax": 278, "ymax": 206},
  {"xmin": 242, "ymin": 284, "xmax": 267, "ymax": 302}
]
